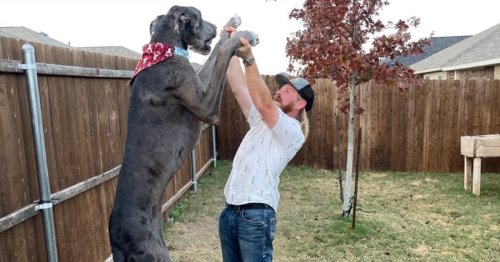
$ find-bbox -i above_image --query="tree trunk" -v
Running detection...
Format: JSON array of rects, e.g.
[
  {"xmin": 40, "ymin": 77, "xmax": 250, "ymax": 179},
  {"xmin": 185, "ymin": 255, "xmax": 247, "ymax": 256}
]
[{"xmin": 342, "ymin": 73, "xmax": 357, "ymax": 217}]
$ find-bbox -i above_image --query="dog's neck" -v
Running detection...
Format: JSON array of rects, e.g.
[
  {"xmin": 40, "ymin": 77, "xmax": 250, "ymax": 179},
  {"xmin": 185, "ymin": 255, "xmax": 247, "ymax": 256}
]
[
  {"xmin": 173, "ymin": 47, "xmax": 189, "ymax": 59},
  {"xmin": 149, "ymin": 36, "xmax": 189, "ymax": 59},
  {"xmin": 149, "ymin": 26, "xmax": 189, "ymax": 56},
  {"xmin": 150, "ymin": 29, "xmax": 189, "ymax": 54},
  {"xmin": 130, "ymin": 43, "xmax": 189, "ymax": 81}
]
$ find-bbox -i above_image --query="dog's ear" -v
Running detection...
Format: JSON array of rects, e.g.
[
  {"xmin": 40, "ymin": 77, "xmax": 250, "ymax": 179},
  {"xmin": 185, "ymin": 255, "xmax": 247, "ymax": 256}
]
[{"xmin": 173, "ymin": 11, "xmax": 190, "ymax": 34}]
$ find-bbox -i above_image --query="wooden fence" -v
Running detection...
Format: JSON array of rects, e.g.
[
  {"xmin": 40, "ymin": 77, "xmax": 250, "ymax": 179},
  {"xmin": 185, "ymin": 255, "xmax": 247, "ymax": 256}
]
[
  {"xmin": 0, "ymin": 36, "xmax": 215, "ymax": 262},
  {"xmin": 218, "ymin": 78, "xmax": 500, "ymax": 173}
]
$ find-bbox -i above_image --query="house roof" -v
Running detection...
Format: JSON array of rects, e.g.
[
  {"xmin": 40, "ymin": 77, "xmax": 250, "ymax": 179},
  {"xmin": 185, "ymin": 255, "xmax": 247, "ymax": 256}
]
[
  {"xmin": 0, "ymin": 26, "xmax": 69, "ymax": 47},
  {"xmin": 0, "ymin": 27, "xmax": 141, "ymax": 59},
  {"xmin": 76, "ymin": 46, "xmax": 141, "ymax": 60},
  {"xmin": 393, "ymin": 36, "xmax": 470, "ymax": 66},
  {"xmin": 411, "ymin": 23, "xmax": 500, "ymax": 73},
  {"xmin": 1, "ymin": 26, "xmax": 204, "ymax": 70}
]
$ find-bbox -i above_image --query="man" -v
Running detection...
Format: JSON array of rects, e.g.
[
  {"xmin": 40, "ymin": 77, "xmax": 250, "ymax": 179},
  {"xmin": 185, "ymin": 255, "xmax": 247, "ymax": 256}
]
[{"xmin": 219, "ymin": 27, "xmax": 314, "ymax": 262}]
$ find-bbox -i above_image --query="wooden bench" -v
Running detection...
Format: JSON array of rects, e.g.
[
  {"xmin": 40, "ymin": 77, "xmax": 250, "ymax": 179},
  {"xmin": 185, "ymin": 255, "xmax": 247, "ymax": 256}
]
[{"xmin": 461, "ymin": 134, "xmax": 500, "ymax": 196}]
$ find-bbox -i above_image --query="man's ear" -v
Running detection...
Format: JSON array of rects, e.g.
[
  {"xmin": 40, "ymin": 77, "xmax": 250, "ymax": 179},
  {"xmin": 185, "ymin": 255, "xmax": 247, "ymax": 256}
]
[{"xmin": 295, "ymin": 98, "xmax": 307, "ymax": 110}]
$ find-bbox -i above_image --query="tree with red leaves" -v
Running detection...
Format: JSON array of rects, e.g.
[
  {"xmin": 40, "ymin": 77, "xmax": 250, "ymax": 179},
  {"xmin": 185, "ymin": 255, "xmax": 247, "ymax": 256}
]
[{"xmin": 286, "ymin": 0, "xmax": 430, "ymax": 217}]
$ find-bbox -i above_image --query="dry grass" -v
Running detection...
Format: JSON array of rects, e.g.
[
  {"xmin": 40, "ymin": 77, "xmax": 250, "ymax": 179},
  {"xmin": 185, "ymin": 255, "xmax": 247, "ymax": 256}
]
[{"xmin": 164, "ymin": 161, "xmax": 500, "ymax": 261}]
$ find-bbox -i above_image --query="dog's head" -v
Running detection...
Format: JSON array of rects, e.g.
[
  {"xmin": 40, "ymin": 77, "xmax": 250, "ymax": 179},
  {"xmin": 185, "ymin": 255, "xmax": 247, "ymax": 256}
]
[{"xmin": 150, "ymin": 6, "xmax": 217, "ymax": 55}]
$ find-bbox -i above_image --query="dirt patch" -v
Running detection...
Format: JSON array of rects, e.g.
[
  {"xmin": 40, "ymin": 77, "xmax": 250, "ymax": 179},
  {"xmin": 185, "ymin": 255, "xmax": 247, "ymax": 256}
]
[
  {"xmin": 168, "ymin": 215, "xmax": 221, "ymax": 262},
  {"xmin": 412, "ymin": 244, "xmax": 430, "ymax": 256}
]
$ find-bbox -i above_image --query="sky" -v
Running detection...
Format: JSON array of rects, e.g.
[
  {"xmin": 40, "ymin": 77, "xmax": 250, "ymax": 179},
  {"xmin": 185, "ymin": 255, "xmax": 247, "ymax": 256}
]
[{"xmin": 1, "ymin": 0, "xmax": 499, "ymax": 74}]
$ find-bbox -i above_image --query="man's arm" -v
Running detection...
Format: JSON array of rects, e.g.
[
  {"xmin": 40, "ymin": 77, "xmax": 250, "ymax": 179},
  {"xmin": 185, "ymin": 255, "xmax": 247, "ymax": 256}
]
[
  {"xmin": 226, "ymin": 56, "xmax": 252, "ymax": 118},
  {"xmin": 237, "ymin": 37, "xmax": 279, "ymax": 128}
]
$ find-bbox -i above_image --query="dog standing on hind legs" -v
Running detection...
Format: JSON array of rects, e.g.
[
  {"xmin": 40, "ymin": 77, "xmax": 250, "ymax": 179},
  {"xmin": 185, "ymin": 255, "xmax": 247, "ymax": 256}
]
[{"xmin": 108, "ymin": 5, "xmax": 258, "ymax": 262}]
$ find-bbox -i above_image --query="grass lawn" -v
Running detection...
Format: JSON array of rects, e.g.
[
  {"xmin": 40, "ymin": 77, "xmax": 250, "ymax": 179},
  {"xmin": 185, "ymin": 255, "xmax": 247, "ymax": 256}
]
[{"xmin": 163, "ymin": 160, "xmax": 500, "ymax": 261}]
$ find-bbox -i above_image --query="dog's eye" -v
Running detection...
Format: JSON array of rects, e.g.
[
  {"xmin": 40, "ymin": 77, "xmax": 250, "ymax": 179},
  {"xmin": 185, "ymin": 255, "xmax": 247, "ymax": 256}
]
[{"xmin": 192, "ymin": 22, "xmax": 200, "ymax": 30}]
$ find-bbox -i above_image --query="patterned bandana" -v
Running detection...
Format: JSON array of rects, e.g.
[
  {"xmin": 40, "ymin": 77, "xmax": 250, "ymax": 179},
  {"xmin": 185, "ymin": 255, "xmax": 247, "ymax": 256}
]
[{"xmin": 130, "ymin": 43, "xmax": 189, "ymax": 81}]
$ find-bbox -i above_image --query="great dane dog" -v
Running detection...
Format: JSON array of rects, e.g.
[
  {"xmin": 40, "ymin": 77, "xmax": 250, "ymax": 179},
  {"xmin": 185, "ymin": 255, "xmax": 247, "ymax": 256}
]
[{"xmin": 108, "ymin": 5, "xmax": 258, "ymax": 261}]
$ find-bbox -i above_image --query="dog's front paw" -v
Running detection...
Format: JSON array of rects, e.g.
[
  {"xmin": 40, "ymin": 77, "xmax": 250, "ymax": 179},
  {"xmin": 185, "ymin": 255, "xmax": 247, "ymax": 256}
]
[
  {"xmin": 239, "ymin": 31, "xmax": 259, "ymax": 46},
  {"xmin": 248, "ymin": 32, "xmax": 259, "ymax": 46},
  {"xmin": 226, "ymin": 15, "xmax": 241, "ymax": 29}
]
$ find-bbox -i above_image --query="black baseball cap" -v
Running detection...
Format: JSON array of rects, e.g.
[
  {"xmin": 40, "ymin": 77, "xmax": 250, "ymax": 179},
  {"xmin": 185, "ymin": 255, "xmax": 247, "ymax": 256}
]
[{"xmin": 275, "ymin": 73, "xmax": 314, "ymax": 111}]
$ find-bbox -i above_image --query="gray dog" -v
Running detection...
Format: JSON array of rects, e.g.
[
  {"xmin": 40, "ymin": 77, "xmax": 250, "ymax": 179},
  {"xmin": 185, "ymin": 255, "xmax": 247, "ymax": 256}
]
[{"xmin": 108, "ymin": 5, "xmax": 258, "ymax": 262}]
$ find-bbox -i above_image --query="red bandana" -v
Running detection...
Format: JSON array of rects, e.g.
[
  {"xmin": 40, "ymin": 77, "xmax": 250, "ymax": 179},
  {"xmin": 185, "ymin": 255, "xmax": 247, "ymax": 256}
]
[{"xmin": 131, "ymin": 43, "xmax": 175, "ymax": 81}]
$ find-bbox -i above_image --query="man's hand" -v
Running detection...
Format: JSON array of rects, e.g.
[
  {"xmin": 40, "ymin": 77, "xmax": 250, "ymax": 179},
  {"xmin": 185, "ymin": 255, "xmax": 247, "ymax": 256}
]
[
  {"xmin": 236, "ymin": 37, "xmax": 253, "ymax": 60},
  {"xmin": 222, "ymin": 26, "xmax": 237, "ymax": 37},
  {"xmin": 223, "ymin": 26, "xmax": 254, "ymax": 60}
]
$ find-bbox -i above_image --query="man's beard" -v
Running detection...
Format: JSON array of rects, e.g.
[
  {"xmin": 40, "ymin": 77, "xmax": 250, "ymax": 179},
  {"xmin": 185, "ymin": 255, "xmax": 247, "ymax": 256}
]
[{"xmin": 280, "ymin": 102, "xmax": 294, "ymax": 114}]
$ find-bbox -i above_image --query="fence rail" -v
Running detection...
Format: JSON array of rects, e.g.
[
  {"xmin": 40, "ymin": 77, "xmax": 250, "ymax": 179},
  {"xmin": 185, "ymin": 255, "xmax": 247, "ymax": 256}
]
[{"xmin": 0, "ymin": 58, "xmax": 132, "ymax": 78}]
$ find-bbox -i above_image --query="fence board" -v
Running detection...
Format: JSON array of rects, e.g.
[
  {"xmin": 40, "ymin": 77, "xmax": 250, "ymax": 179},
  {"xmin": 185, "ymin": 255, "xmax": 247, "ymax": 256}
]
[
  {"xmin": 0, "ymin": 75, "xmax": 26, "ymax": 216},
  {"xmin": 0, "ymin": 216, "xmax": 39, "ymax": 262}
]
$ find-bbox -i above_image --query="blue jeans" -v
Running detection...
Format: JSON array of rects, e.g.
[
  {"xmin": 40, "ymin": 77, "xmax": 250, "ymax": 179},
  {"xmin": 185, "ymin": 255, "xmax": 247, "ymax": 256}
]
[{"xmin": 219, "ymin": 204, "xmax": 277, "ymax": 262}]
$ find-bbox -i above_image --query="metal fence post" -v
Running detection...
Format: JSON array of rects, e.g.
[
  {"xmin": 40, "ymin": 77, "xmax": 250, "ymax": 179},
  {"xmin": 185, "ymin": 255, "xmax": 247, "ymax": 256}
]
[
  {"xmin": 211, "ymin": 126, "xmax": 217, "ymax": 168},
  {"xmin": 191, "ymin": 150, "xmax": 198, "ymax": 192},
  {"xmin": 20, "ymin": 44, "xmax": 59, "ymax": 262}
]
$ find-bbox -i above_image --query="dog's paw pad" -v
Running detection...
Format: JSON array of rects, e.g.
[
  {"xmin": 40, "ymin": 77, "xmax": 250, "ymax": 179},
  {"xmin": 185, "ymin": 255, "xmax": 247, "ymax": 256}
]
[
  {"xmin": 248, "ymin": 32, "xmax": 259, "ymax": 46},
  {"xmin": 236, "ymin": 31, "xmax": 260, "ymax": 46},
  {"xmin": 226, "ymin": 15, "xmax": 242, "ymax": 28}
]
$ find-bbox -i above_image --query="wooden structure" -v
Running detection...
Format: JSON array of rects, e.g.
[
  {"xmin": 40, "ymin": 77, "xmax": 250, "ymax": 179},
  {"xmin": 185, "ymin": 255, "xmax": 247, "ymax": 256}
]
[{"xmin": 461, "ymin": 134, "xmax": 500, "ymax": 195}]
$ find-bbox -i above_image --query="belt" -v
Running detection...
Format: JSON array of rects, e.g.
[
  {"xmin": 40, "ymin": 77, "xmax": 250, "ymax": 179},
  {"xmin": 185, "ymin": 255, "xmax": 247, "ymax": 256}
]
[{"xmin": 226, "ymin": 203, "xmax": 271, "ymax": 210}]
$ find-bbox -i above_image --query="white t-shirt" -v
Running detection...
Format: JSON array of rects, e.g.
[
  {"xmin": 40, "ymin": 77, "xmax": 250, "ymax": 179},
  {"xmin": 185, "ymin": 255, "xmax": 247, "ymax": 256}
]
[{"xmin": 224, "ymin": 105, "xmax": 304, "ymax": 212}]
